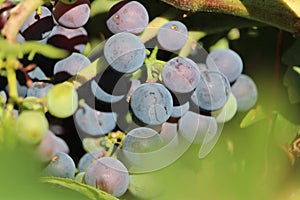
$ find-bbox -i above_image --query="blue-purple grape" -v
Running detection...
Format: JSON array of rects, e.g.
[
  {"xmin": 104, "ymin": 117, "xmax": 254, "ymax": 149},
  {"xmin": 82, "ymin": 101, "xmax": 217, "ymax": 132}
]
[
  {"xmin": 104, "ymin": 32, "xmax": 146, "ymax": 73},
  {"xmin": 84, "ymin": 157, "xmax": 129, "ymax": 197},
  {"xmin": 157, "ymin": 20, "xmax": 188, "ymax": 52},
  {"xmin": 231, "ymin": 74, "xmax": 258, "ymax": 111},
  {"xmin": 42, "ymin": 152, "xmax": 76, "ymax": 178},
  {"xmin": 74, "ymin": 102, "xmax": 117, "ymax": 136},
  {"xmin": 26, "ymin": 82, "xmax": 53, "ymax": 98},
  {"xmin": 191, "ymin": 71, "xmax": 231, "ymax": 111},
  {"xmin": 130, "ymin": 83, "xmax": 173, "ymax": 125},
  {"xmin": 106, "ymin": 1, "xmax": 149, "ymax": 34},
  {"xmin": 206, "ymin": 49, "xmax": 243, "ymax": 83},
  {"xmin": 178, "ymin": 111, "xmax": 218, "ymax": 144},
  {"xmin": 78, "ymin": 151, "xmax": 103, "ymax": 172},
  {"xmin": 162, "ymin": 57, "xmax": 200, "ymax": 94}
]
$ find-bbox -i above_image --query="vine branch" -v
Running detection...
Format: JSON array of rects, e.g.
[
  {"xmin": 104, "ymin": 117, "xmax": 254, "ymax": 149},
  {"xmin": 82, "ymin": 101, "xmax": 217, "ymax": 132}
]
[{"xmin": 161, "ymin": 0, "xmax": 300, "ymax": 34}]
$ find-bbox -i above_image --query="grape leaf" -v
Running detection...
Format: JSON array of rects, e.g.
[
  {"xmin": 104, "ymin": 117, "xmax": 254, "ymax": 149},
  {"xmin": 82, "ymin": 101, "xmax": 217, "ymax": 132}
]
[
  {"xmin": 240, "ymin": 105, "xmax": 267, "ymax": 128},
  {"xmin": 272, "ymin": 111, "xmax": 299, "ymax": 144},
  {"xmin": 41, "ymin": 177, "xmax": 119, "ymax": 200},
  {"xmin": 282, "ymin": 39, "xmax": 300, "ymax": 66},
  {"xmin": 283, "ymin": 67, "xmax": 300, "ymax": 104}
]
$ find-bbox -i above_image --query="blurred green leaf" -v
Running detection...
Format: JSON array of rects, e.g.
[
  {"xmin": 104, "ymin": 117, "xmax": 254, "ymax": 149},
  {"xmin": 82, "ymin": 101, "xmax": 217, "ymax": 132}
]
[
  {"xmin": 41, "ymin": 177, "xmax": 118, "ymax": 200},
  {"xmin": 90, "ymin": 0, "xmax": 121, "ymax": 17},
  {"xmin": 272, "ymin": 111, "xmax": 300, "ymax": 144},
  {"xmin": 283, "ymin": 67, "xmax": 300, "ymax": 104},
  {"xmin": 240, "ymin": 105, "xmax": 267, "ymax": 128},
  {"xmin": 293, "ymin": 66, "xmax": 300, "ymax": 75}
]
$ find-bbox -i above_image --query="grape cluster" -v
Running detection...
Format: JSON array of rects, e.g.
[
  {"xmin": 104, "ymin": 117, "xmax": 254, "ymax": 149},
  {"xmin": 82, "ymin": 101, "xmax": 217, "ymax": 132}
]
[{"xmin": 0, "ymin": 0, "xmax": 259, "ymax": 199}]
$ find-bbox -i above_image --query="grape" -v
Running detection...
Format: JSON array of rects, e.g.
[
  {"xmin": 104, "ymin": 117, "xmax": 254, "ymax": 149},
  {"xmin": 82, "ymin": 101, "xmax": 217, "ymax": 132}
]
[
  {"xmin": 75, "ymin": 102, "xmax": 117, "ymax": 136},
  {"xmin": 6, "ymin": 80, "xmax": 27, "ymax": 98},
  {"xmin": 171, "ymin": 101, "xmax": 189, "ymax": 118},
  {"xmin": 128, "ymin": 173, "xmax": 162, "ymax": 199},
  {"xmin": 16, "ymin": 111, "xmax": 48, "ymax": 144},
  {"xmin": 54, "ymin": 52, "xmax": 91, "ymax": 82},
  {"xmin": 157, "ymin": 20, "xmax": 188, "ymax": 52},
  {"xmin": 206, "ymin": 49, "xmax": 243, "ymax": 82},
  {"xmin": 0, "ymin": 0, "xmax": 16, "ymax": 30},
  {"xmin": 106, "ymin": 1, "xmax": 149, "ymax": 34},
  {"xmin": 85, "ymin": 157, "xmax": 129, "ymax": 197},
  {"xmin": 130, "ymin": 83, "xmax": 173, "ymax": 125},
  {"xmin": 211, "ymin": 93, "xmax": 237, "ymax": 123},
  {"xmin": 191, "ymin": 71, "xmax": 231, "ymax": 111},
  {"xmin": 78, "ymin": 151, "xmax": 103, "ymax": 172},
  {"xmin": 20, "ymin": 6, "xmax": 54, "ymax": 41},
  {"xmin": 104, "ymin": 32, "xmax": 146, "ymax": 73},
  {"xmin": 91, "ymin": 80, "xmax": 124, "ymax": 104},
  {"xmin": 47, "ymin": 25, "xmax": 88, "ymax": 53},
  {"xmin": 27, "ymin": 67, "xmax": 47, "ymax": 80},
  {"xmin": 47, "ymin": 82, "xmax": 78, "ymax": 118},
  {"xmin": 53, "ymin": 0, "xmax": 90, "ymax": 29},
  {"xmin": 122, "ymin": 127, "xmax": 164, "ymax": 153},
  {"xmin": 162, "ymin": 57, "xmax": 200, "ymax": 94},
  {"xmin": 178, "ymin": 111, "xmax": 218, "ymax": 144},
  {"xmin": 27, "ymin": 82, "xmax": 53, "ymax": 98},
  {"xmin": 42, "ymin": 152, "xmax": 76, "ymax": 178},
  {"xmin": 36, "ymin": 130, "xmax": 69, "ymax": 162},
  {"xmin": 231, "ymin": 74, "xmax": 258, "ymax": 111}
]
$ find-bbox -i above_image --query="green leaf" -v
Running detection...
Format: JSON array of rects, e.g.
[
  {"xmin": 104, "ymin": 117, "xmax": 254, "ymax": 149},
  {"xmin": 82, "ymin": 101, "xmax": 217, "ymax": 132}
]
[
  {"xmin": 282, "ymin": 39, "xmax": 300, "ymax": 66},
  {"xmin": 293, "ymin": 66, "xmax": 300, "ymax": 75},
  {"xmin": 240, "ymin": 105, "xmax": 267, "ymax": 128},
  {"xmin": 41, "ymin": 177, "xmax": 119, "ymax": 200},
  {"xmin": 283, "ymin": 67, "xmax": 300, "ymax": 104},
  {"xmin": 90, "ymin": 0, "xmax": 122, "ymax": 17},
  {"xmin": 272, "ymin": 111, "xmax": 299, "ymax": 144}
]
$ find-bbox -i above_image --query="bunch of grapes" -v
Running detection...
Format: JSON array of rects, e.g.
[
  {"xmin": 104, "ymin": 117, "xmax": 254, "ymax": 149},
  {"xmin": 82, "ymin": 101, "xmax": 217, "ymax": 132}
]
[{"xmin": 0, "ymin": 0, "xmax": 258, "ymax": 199}]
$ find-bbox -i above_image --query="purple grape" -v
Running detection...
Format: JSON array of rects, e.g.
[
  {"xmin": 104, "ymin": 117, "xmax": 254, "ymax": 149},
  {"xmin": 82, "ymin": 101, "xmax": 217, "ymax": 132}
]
[
  {"xmin": 191, "ymin": 71, "xmax": 231, "ymax": 111},
  {"xmin": 26, "ymin": 82, "xmax": 53, "ymax": 98},
  {"xmin": 78, "ymin": 151, "xmax": 103, "ymax": 172},
  {"xmin": 42, "ymin": 152, "xmax": 75, "ymax": 178},
  {"xmin": 0, "ymin": 0, "xmax": 16, "ymax": 30},
  {"xmin": 36, "ymin": 130, "xmax": 69, "ymax": 162},
  {"xmin": 106, "ymin": 1, "xmax": 149, "ymax": 34},
  {"xmin": 162, "ymin": 57, "xmax": 200, "ymax": 94},
  {"xmin": 53, "ymin": 0, "xmax": 90, "ymax": 29},
  {"xmin": 85, "ymin": 157, "xmax": 129, "ymax": 197},
  {"xmin": 231, "ymin": 74, "xmax": 258, "ymax": 111},
  {"xmin": 104, "ymin": 32, "xmax": 146, "ymax": 73},
  {"xmin": 20, "ymin": 6, "xmax": 54, "ymax": 41},
  {"xmin": 157, "ymin": 20, "xmax": 188, "ymax": 52},
  {"xmin": 130, "ymin": 83, "xmax": 173, "ymax": 125},
  {"xmin": 47, "ymin": 25, "xmax": 88, "ymax": 53},
  {"xmin": 206, "ymin": 49, "xmax": 243, "ymax": 83}
]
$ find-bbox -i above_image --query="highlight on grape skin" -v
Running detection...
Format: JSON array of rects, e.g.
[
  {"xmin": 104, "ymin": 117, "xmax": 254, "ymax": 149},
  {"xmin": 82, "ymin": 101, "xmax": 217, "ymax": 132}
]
[
  {"xmin": 47, "ymin": 82, "xmax": 78, "ymax": 118},
  {"xmin": 106, "ymin": 1, "xmax": 149, "ymax": 34},
  {"xmin": 84, "ymin": 157, "xmax": 130, "ymax": 197},
  {"xmin": 157, "ymin": 20, "xmax": 188, "ymax": 52},
  {"xmin": 104, "ymin": 32, "xmax": 146, "ymax": 73}
]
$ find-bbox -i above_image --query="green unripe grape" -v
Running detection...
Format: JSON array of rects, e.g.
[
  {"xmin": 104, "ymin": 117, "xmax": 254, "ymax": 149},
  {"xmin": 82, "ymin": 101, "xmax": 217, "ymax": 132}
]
[
  {"xmin": 59, "ymin": 0, "xmax": 78, "ymax": 4},
  {"xmin": 47, "ymin": 82, "xmax": 78, "ymax": 118},
  {"xmin": 16, "ymin": 111, "xmax": 49, "ymax": 144}
]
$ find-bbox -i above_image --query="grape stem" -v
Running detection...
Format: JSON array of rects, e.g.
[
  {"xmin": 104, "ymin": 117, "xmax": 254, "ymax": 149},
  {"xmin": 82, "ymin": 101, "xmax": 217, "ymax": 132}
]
[
  {"xmin": 161, "ymin": 0, "xmax": 300, "ymax": 34},
  {"xmin": 145, "ymin": 46, "xmax": 166, "ymax": 83}
]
